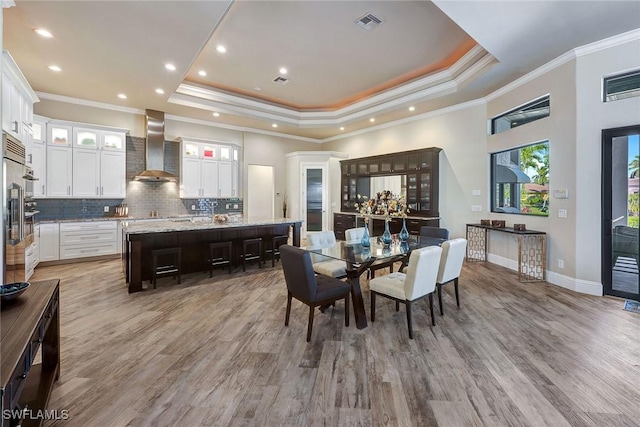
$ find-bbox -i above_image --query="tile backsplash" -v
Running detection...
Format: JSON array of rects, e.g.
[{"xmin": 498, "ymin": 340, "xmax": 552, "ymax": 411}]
[{"xmin": 35, "ymin": 135, "xmax": 242, "ymax": 220}]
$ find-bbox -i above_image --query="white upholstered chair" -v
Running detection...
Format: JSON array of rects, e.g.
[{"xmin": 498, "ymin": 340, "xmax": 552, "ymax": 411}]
[
  {"xmin": 345, "ymin": 227, "xmax": 366, "ymax": 243},
  {"xmin": 306, "ymin": 231, "xmax": 347, "ymax": 279},
  {"xmin": 436, "ymin": 238, "xmax": 467, "ymax": 315},
  {"xmin": 369, "ymin": 245, "xmax": 442, "ymax": 339}
]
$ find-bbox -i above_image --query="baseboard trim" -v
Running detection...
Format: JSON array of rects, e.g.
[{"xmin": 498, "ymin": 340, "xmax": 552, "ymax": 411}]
[
  {"xmin": 485, "ymin": 254, "xmax": 603, "ymax": 296},
  {"xmin": 38, "ymin": 253, "xmax": 120, "ymax": 267}
]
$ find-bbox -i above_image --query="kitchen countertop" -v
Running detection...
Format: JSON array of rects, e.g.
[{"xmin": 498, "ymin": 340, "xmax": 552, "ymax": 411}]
[
  {"xmin": 123, "ymin": 217, "xmax": 303, "ymax": 234},
  {"xmin": 36, "ymin": 215, "xmax": 215, "ymax": 224}
]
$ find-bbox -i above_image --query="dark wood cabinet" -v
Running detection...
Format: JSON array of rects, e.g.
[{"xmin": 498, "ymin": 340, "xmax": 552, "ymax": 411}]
[
  {"xmin": 1, "ymin": 280, "xmax": 61, "ymax": 427},
  {"xmin": 340, "ymin": 148, "xmax": 441, "ymax": 218},
  {"xmin": 333, "ymin": 213, "xmax": 356, "ymax": 240}
]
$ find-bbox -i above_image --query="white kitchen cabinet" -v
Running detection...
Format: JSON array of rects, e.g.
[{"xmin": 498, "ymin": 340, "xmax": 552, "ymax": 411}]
[
  {"xmin": 2, "ymin": 52, "xmax": 38, "ymax": 142},
  {"xmin": 39, "ymin": 223, "xmax": 60, "ymax": 262},
  {"xmin": 31, "ymin": 142, "xmax": 47, "ymax": 197},
  {"xmin": 201, "ymin": 159, "xmax": 219, "ymax": 197},
  {"xmin": 219, "ymin": 161, "xmax": 232, "ymax": 197},
  {"xmin": 101, "ymin": 130, "xmax": 126, "ymax": 151},
  {"xmin": 72, "ymin": 148, "xmax": 101, "ymax": 197},
  {"xmin": 180, "ymin": 139, "xmax": 240, "ymax": 199},
  {"xmin": 100, "ymin": 150, "xmax": 126, "ymax": 197},
  {"xmin": 31, "ymin": 116, "xmax": 47, "ymax": 144},
  {"xmin": 46, "ymin": 145, "xmax": 73, "ymax": 197},
  {"xmin": 59, "ymin": 221, "xmax": 117, "ymax": 259},
  {"xmin": 73, "ymin": 127, "xmax": 99, "ymax": 149}
]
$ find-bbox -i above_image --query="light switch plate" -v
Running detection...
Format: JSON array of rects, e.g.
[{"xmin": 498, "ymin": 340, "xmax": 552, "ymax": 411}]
[
  {"xmin": 553, "ymin": 189, "xmax": 569, "ymax": 199},
  {"xmin": 472, "ymin": 189, "xmax": 481, "ymax": 196},
  {"xmin": 103, "ymin": 206, "xmax": 109, "ymax": 212},
  {"xmin": 471, "ymin": 205, "xmax": 482, "ymax": 212},
  {"xmin": 191, "ymin": 205, "xmax": 196, "ymax": 210},
  {"xmin": 558, "ymin": 209, "xmax": 567, "ymax": 218}
]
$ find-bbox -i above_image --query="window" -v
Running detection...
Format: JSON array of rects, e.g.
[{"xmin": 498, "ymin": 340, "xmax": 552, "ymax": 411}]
[
  {"xmin": 491, "ymin": 95, "xmax": 550, "ymax": 134},
  {"xmin": 491, "ymin": 141, "xmax": 549, "ymax": 216},
  {"xmin": 604, "ymin": 69, "xmax": 640, "ymax": 102}
]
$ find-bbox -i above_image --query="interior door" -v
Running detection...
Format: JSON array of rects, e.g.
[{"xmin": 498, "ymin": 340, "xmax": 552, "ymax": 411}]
[
  {"xmin": 301, "ymin": 163, "xmax": 328, "ymax": 234},
  {"xmin": 603, "ymin": 125, "xmax": 640, "ymax": 301}
]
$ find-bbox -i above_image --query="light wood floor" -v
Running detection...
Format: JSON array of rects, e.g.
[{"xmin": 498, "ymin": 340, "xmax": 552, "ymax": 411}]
[{"xmin": 33, "ymin": 258, "xmax": 640, "ymax": 426}]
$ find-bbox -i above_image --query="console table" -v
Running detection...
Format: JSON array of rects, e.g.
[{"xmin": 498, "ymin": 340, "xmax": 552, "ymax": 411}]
[
  {"xmin": 466, "ymin": 224, "xmax": 546, "ymax": 282},
  {"xmin": 1, "ymin": 279, "xmax": 61, "ymax": 427}
]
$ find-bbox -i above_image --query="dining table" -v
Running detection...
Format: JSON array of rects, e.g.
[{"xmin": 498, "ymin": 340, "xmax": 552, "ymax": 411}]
[{"xmin": 303, "ymin": 235, "xmax": 446, "ymax": 329}]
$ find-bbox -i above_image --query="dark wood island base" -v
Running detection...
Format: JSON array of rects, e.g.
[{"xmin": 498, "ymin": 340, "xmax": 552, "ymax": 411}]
[{"xmin": 124, "ymin": 219, "xmax": 302, "ymax": 293}]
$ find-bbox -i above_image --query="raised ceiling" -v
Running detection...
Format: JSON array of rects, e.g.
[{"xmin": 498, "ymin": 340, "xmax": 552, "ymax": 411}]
[{"xmin": 3, "ymin": 1, "xmax": 640, "ymax": 141}]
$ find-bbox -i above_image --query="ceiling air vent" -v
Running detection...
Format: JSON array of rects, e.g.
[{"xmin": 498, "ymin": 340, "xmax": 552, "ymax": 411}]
[
  {"xmin": 273, "ymin": 76, "xmax": 290, "ymax": 85},
  {"xmin": 355, "ymin": 13, "xmax": 383, "ymax": 31}
]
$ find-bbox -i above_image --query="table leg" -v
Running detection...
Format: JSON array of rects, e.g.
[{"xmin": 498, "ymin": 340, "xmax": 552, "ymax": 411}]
[{"xmin": 345, "ymin": 259, "xmax": 374, "ymax": 330}]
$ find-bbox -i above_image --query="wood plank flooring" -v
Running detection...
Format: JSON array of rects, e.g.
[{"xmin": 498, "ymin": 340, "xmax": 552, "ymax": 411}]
[{"xmin": 31, "ymin": 258, "xmax": 640, "ymax": 426}]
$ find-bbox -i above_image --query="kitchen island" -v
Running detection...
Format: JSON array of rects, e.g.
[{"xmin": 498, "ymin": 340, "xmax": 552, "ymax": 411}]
[{"xmin": 123, "ymin": 218, "xmax": 302, "ymax": 293}]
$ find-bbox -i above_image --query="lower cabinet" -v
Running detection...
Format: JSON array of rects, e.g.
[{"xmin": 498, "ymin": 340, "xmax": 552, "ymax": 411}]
[
  {"xmin": 333, "ymin": 213, "xmax": 356, "ymax": 240},
  {"xmin": 59, "ymin": 221, "xmax": 117, "ymax": 259},
  {"xmin": 39, "ymin": 223, "xmax": 60, "ymax": 262}
]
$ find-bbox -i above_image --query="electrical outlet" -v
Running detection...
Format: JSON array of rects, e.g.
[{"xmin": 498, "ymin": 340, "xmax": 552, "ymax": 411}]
[
  {"xmin": 471, "ymin": 205, "xmax": 482, "ymax": 212},
  {"xmin": 191, "ymin": 205, "xmax": 196, "ymax": 210},
  {"xmin": 233, "ymin": 204, "xmax": 238, "ymax": 209},
  {"xmin": 558, "ymin": 209, "xmax": 567, "ymax": 218},
  {"xmin": 472, "ymin": 189, "xmax": 481, "ymax": 196},
  {"xmin": 558, "ymin": 259, "xmax": 564, "ymax": 269},
  {"xmin": 103, "ymin": 206, "xmax": 109, "ymax": 213}
]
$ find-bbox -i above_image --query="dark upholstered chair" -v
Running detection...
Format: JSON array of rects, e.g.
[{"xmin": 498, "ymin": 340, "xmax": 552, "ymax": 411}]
[
  {"xmin": 435, "ymin": 238, "xmax": 467, "ymax": 315},
  {"xmin": 369, "ymin": 246, "xmax": 442, "ymax": 339},
  {"xmin": 280, "ymin": 245, "xmax": 351, "ymax": 342},
  {"xmin": 419, "ymin": 226, "xmax": 450, "ymax": 240}
]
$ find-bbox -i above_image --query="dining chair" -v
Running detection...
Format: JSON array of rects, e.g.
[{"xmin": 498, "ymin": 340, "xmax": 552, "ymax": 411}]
[
  {"xmin": 419, "ymin": 226, "xmax": 450, "ymax": 240},
  {"xmin": 435, "ymin": 238, "xmax": 467, "ymax": 315},
  {"xmin": 280, "ymin": 245, "xmax": 351, "ymax": 342},
  {"xmin": 369, "ymin": 245, "xmax": 442, "ymax": 339},
  {"xmin": 306, "ymin": 231, "xmax": 347, "ymax": 279},
  {"xmin": 345, "ymin": 227, "xmax": 366, "ymax": 242}
]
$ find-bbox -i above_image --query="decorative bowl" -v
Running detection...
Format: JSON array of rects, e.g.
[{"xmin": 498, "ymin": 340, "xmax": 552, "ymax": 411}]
[{"xmin": 0, "ymin": 282, "xmax": 30, "ymax": 302}]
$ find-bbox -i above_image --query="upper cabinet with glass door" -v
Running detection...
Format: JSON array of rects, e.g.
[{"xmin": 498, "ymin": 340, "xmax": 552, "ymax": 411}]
[
  {"xmin": 73, "ymin": 127, "xmax": 99, "ymax": 149},
  {"xmin": 101, "ymin": 131, "xmax": 126, "ymax": 151},
  {"xmin": 48, "ymin": 123, "xmax": 72, "ymax": 146}
]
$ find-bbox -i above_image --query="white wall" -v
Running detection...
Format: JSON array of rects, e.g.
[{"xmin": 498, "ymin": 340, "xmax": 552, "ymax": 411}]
[
  {"xmin": 575, "ymin": 38, "xmax": 640, "ymax": 289},
  {"xmin": 322, "ymin": 103, "xmax": 489, "ymax": 239}
]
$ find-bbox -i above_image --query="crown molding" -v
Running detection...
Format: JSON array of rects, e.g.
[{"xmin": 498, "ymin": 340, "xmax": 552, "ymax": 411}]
[
  {"xmin": 486, "ymin": 29, "xmax": 640, "ymax": 102},
  {"xmin": 285, "ymin": 151, "xmax": 348, "ymax": 159},
  {"xmin": 321, "ymin": 98, "xmax": 485, "ymax": 143},
  {"xmin": 36, "ymin": 91, "xmax": 144, "ymax": 115}
]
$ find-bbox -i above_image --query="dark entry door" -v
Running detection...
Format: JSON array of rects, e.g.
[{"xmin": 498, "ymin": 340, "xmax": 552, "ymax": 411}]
[{"xmin": 603, "ymin": 125, "xmax": 640, "ymax": 301}]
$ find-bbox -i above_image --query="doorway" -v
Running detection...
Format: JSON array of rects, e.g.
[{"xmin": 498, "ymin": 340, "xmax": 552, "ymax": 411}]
[
  {"xmin": 247, "ymin": 164, "xmax": 274, "ymax": 218},
  {"xmin": 602, "ymin": 125, "xmax": 640, "ymax": 301},
  {"xmin": 301, "ymin": 163, "xmax": 328, "ymax": 235}
]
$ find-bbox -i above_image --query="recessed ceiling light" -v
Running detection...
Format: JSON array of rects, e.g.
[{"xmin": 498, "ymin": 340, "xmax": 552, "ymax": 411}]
[
  {"xmin": 117, "ymin": 93, "xmax": 127, "ymax": 99},
  {"xmin": 198, "ymin": 70, "xmax": 207, "ymax": 77},
  {"xmin": 155, "ymin": 88, "xmax": 165, "ymax": 95},
  {"xmin": 409, "ymin": 106, "xmax": 415, "ymax": 112},
  {"xmin": 254, "ymin": 86, "xmax": 262, "ymax": 91},
  {"xmin": 272, "ymin": 123, "xmax": 278, "ymax": 128},
  {"xmin": 48, "ymin": 65, "xmax": 61, "ymax": 72},
  {"xmin": 216, "ymin": 45, "xmax": 226, "ymax": 53},
  {"xmin": 279, "ymin": 67, "xmax": 288, "ymax": 75},
  {"xmin": 34, "ymin": 28, "xmax": 53, "ymax": 38},
  {"xmin": 369, "ymin": 118, "xmax": 375, "ymax": 123},
  {"xmin": 213, "ymin": 112, "xmax": 220, "ymax": 117},
  {"xmin": 164, "ymin": 63, "xmax": 176, "ymax": 71},
  {"xmin": 340, "ymin": 127, "xmax": 345, "ymax": 131}
]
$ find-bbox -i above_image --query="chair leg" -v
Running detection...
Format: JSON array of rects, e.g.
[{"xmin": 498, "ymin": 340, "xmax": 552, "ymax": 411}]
[
  {"xmin": 370, "ymin": 291, "xmax": 376, "ymax": 322},
  {"xmin": 344, "ymin": 293, "xmax": 350, "ymax": 327},
  {"xmin": 285, "ymin": 291, "xmax": 292, "ymax": 326},
  {"xmin": 395, "ymin": 301, "xmax": 400, "ymax": 312},
  {"xmin": 406, "ymin": 300, "xmax": 413, "ymax": 339},
  {"xmin": 307, "ymin": 305, "xmax": 315, "ymax": 342},
  {"xmin": 438, "ymin": 284, "xmax": 444, "ymax": 316},
  {"xmin": 454, "ymin": 278, "xmax": 460, "ymax": 307},
  {"xmin": 429, "ymin": 293, "xmax": 436, "ymax": 326}
]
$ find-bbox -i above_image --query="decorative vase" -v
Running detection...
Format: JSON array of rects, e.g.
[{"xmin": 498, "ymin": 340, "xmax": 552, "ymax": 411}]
[
  {"xmin": 400, "ymin": 241, "xmax": 410, "ymax": 253},
  {"xmin": 382, "ymin": 220, "xmax": 392, "ymax": 246},
  {"xmin": 361, "ymin": 225, "xmax": 371, "ymax": 247},
  {"xmin": 399, "ymin": 218, "xmax": 409, "ymax": 241}
]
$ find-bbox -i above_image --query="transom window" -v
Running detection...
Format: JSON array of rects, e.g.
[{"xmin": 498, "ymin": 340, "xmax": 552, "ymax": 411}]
[
  {"xmin": 491, "ymin": 95, "xmax": 550, "ymax": 135},
  {"xmin": 604, "ymin": 69, "xmax": 640, "ymax": 102}
]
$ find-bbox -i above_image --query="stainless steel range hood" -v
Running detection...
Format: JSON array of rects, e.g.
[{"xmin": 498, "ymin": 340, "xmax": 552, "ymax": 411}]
[{"xmin": 133, "ymin": 109, "xmax": 178, "ymax": 182}]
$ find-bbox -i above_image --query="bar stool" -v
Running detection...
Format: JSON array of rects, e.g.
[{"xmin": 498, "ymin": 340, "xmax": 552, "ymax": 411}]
[
  {"xmin": 265, "ymin": 234, "xmax": 289, "ymax": 267},
  {"xmin": 241, "ymin": 238, "xmax": 263, "ymax": 272},
  {"xmin": 207, "ymin": 241, "xmax": 233, "ymax": 277},
  {"xmin": 151, "ymin": 247, "xmax": 181, "ymax": 288}
]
